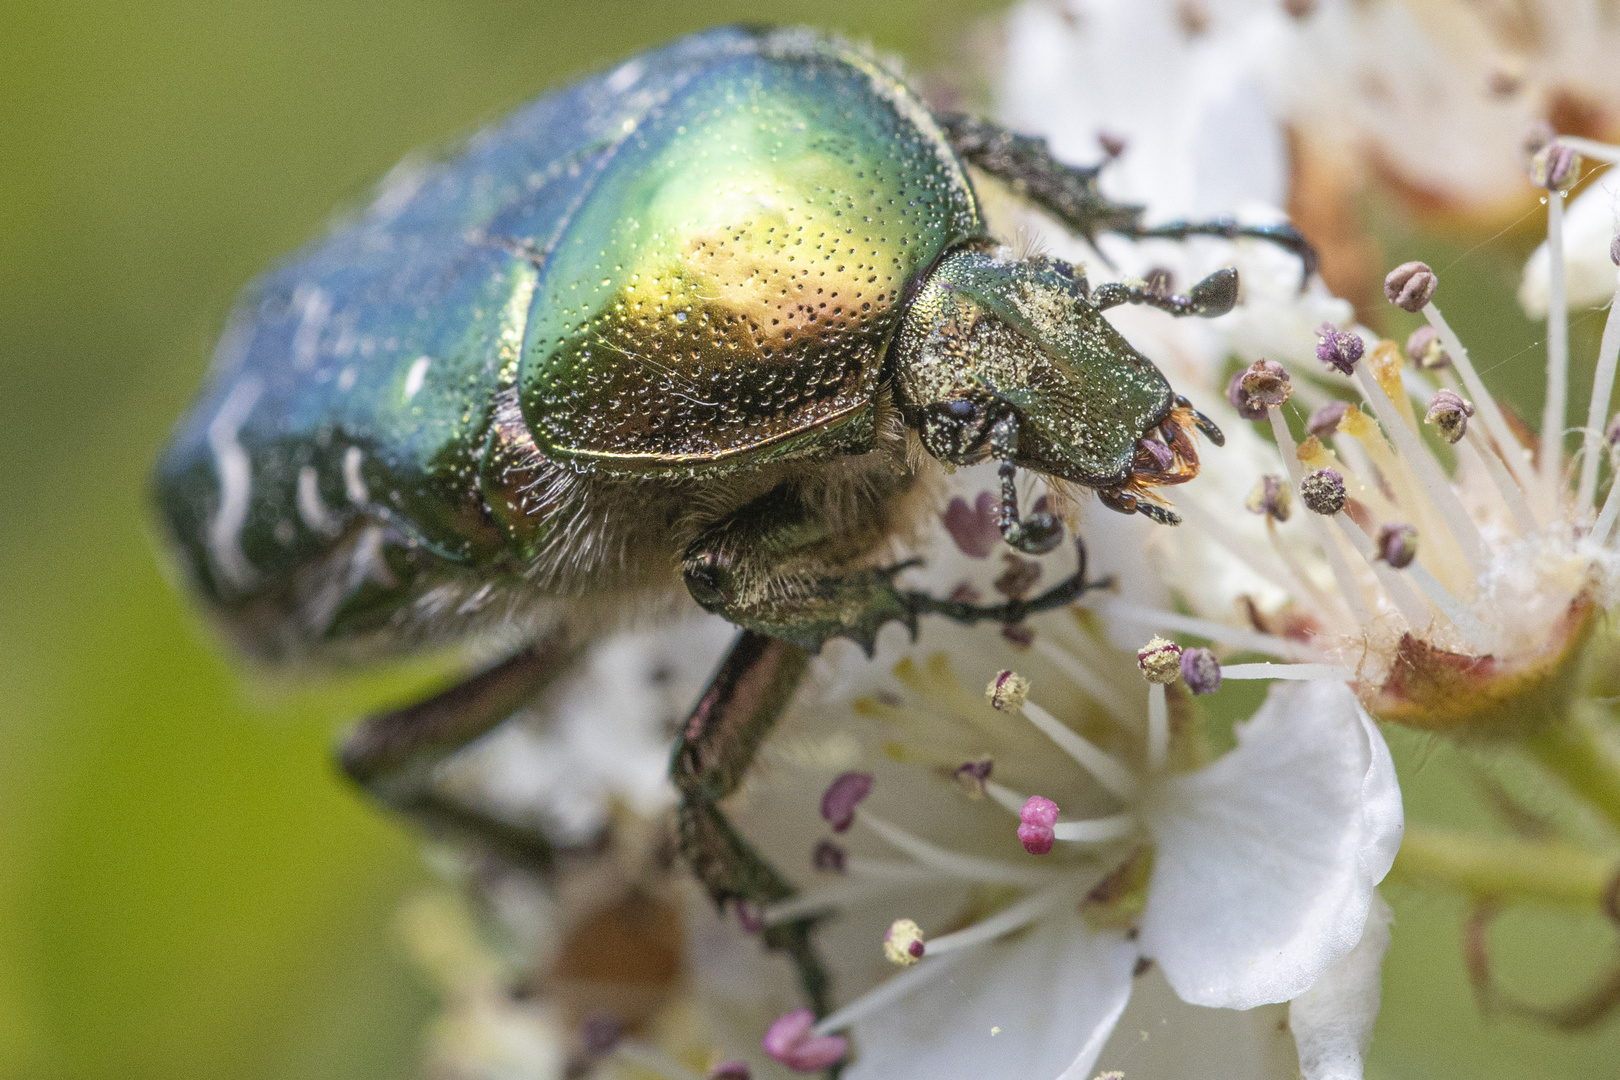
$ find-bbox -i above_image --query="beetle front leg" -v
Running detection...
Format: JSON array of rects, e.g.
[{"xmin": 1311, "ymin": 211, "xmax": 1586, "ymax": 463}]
[
  {"xmin": 672, "ymin": 630, "xmax": 833, "ymax": 1017},
  {"xmin": 337, "ymin": 626, "xmax": 583, "ymax": 873},
  {"xmin": 682, "ymin": 483, "xmax": 922, "ymax": 655},
  {"xmin": 940, "ymin": 113, "xmax": 1316, "ymax": 284}
]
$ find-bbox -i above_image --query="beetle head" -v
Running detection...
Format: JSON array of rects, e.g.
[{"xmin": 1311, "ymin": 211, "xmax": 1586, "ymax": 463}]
[{"xmin": 895, "ymin": 250, "xmax": 1183, "ymax": 492}]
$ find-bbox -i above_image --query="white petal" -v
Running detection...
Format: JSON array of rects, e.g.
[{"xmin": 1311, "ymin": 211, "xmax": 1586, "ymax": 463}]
[
  {"xmin": 1289, "ymin": 891, "xmax": 1394, "ymax": 1080},
  {"xmin": 844, "ymin": 912, "xmax": 1136, "ymax": 1080},
  {"xmin": 1138, "ymin": 681, "xmax": 1403, "ymax": 1009}
]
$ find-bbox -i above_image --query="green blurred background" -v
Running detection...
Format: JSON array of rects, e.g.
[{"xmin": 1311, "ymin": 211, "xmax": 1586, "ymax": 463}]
[{"xmin": 4, "ymin": 2, "xmax": 1620, "ymax": 1078}]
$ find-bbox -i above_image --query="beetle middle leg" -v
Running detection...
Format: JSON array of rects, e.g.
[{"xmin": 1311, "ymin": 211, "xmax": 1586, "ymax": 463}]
[
  {"xmin": 939, "ymin": 113, "xmax": 1317, "ymax": 284},
  {"xmin": 671, "ymin": 629, "xmax": 833, "ymax": 1017},
  {"xmin": 337, "ymin": 626, "xmax": 583, "ymax": 873}
]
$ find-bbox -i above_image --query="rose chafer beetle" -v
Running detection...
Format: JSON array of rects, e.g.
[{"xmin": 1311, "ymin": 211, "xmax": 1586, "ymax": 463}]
[{"xmin": 154, "ymin": 25, "xmax": 1313, "ymax": 1018}]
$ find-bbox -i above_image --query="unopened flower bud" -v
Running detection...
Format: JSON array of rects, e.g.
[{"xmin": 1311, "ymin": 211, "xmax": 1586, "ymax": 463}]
[
  {"xmin": 1180, "ymin": 647, "xmax": 1221, "ymax": 695},
  {"xmin": 1376, "ymin": 523, "xmax": 1419, "ymax": 569},
  {"xmin": 1315, "ymin": 323, "xmax": 1365, "ymax": 375},
  {"xmin": 883, "ymin": 918, "xmax": 926, "ymax": 965},
  {"xmin": 985, "ymin": 669, "xmax": 1030, "ymax": 712},
  {"xmin": 1018, "ymin": 795, "xmax": 1059, "ymax": 854},
  {"xmin": 1425, "ymin": 389, "xmax": 1474, "ymax": 444},
  {"xmin": 1405, "ymin": 325, "xmax": 1449, "ymax": 369},
  {"xmin": 1529, "ymin": 143, "xmax": 1579, "ymax": 190},
  {"xmin": 709, "ymin": 1062, "xmax": 751, "ymax": 1080},
  {"xmin": 1137, "ymin": 636, "xmax": 1183, "ymax": 683},
  {"xmin": 1306, "ymin": 400, "xmax": 1349, "ymax": 438},
  {"xmin": 954, "ymin": 758, "xmax": 993, "ymax": 799},
  {"xmin": 812, "ymin": 838, "xmax": 847, "ymax": 873},
  {"xmin": 1239, "ymin": 359, "xmax": 1292, "ymax": 408},
  {"xmin": 820, "ymin": 772, "xmax": 873, "ymax": 833},
  {"xmin": 1300, "ymin": 468, "xmax": 1347, "ymax": 515},
  {"xmin": 1226, "ymin": 368, "xmax": 1270, "ymax": 421},
  {"xmin": 763, "ymin": 1009, "xmax": 847, "ymax": 1072},
  {"xmin": 1383, "ymin": 261, "xmax": 1439, "ymax": 312},
  {"xmin": 1245, "ymin": 474, "xmax": 1293, "ymax": 521}
]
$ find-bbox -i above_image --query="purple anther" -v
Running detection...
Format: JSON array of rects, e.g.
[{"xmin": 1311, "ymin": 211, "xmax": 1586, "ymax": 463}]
[
  {"xmin": 1306, "ymin": 400, "xmax": 1349, "ymax": 439},
  {"xmin": 1383, "ymin": 261, "xmax": 1438, "ymax": 312},
  {"xmin": 1315, "ymin": 323, "xmax": 1364, "ymax": 376},
  {"xmin": 1018, "ymin": 795, "xmax": 1060, "ymax": 855},
  {"xmin": 954, "ymin": 758, "xmax": 994, "ymax": 799},
  {"xmin": 1239, "ymin": 359, "xmax": 1292, "ymax": 408},
  {"xmin": 1180, "ymin": 647, "xmax": 1222, "ymax": 695},
  {"xmin": 1300, "ymin": 468, "xmax": 1347, "ymax": 515},
  {"xmin": 734, "ymin": 900, "xmax": 765, "ymax": 934},
  {"xmin": 812, "ymin": 838, "xmax": 847, "ymax": 874},
  {"xmin": 1227, "ymin": 368, "xmax": 1269, "ymax": 421},
  {"xmin": 1405, "ymin": 325, "xmax": 1449, "ymax": 369},
  {"xmin": 1002, "ymin": 624, "xmax": 1035, "ymax": 649},
  {"xmin": 1245, "ymin": 475, "xmax": 1292, "ymax": 522},
  {"xmin": 820, "ymin": 772, "xmax": 873, "ymax": 833},
  {"xmin": 763, "ymin": 1009, "xmax": 848, "ymax": 1073},
  {"xmin": 1376, "ymin": 523, "xmax": 1419, "ymax": 569},
  {"xmin": 994, "ymin": 555, "xmax": 1042, "ymax": 600}
]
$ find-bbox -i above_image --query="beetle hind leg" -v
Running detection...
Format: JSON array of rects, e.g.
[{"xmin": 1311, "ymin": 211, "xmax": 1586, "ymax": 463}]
[
  {"xmin": 672, "ymin": 630, "xmax": 834, "ymax": 1018},
  {"xmin": 337, "ymin": 627, "xmax": 584, "ymax": 874}
]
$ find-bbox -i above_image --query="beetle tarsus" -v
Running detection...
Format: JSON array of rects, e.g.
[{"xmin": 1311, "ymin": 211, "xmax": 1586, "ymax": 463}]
[
  {"xmin": 1091, "ymin": 267, "xmax": 1239, "ymax": 318},
  {"xmin": 1124, "ymin": 218, "xmax": 1318, "ymax": 289},
  {"xmin": 903, "ymin": 532, "xmax": 1112, "ymax": 627},
  {"xmin": 996, "ymin": 461, "xmax": 1064, "ymax": 555}
]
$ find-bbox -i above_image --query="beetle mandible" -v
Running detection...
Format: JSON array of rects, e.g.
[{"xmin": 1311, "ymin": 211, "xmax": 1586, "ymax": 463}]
[{"xmin": 153, "ymin": 25, "xmax": 1314, "ymax": 1011}]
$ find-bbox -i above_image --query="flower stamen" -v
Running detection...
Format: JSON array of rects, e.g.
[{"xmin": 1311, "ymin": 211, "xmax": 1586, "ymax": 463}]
[
  {"xmin": 1017, "ymin": 700, "xmax": 1140, "ymax": 799},
  {"xmin": 855, "ymin": 810, "xmax": 1060, "ymax": 886}
]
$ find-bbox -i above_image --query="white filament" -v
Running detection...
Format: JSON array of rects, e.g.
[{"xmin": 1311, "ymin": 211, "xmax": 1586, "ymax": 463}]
[
  {"xmin": 1031, "ymin": 635, "xmax": 1137, "ymax": 724},
  {"xmin": 1092, "ymin": 599, "xmax": 1321, "ymax": 662},
  {"xmin": 1019, "ymin": 701, "xmax": 1140, "ymax": 800},
  {"xmin": 812, "ymin": 951, "xmax": 966, "ymax": 1036},
  {"xmin": 1544, "ymin": 189, "xmax": 1570, "ymax": 490},
  {"xmin": 1579, "ymin": 278, "xmax": 1620, "ymax": 510},
  {"xmin": 1352, "ymin": 365, "xmax": 1489, "ymax": 575},
  {"xmin": 1423, "ymin": 303, "xmax": 1545, "ymax": 514},
  {"xmin": 925, "ymin": 881, "xmax": 1081, "ymax": 957},
  {"xmin": 1147, "ymin": 683, "xmax": 1169, "ymax": 773},
  {"xmin": 856, "ymin": 811, "xmax": 1059, "ymax": 886}
]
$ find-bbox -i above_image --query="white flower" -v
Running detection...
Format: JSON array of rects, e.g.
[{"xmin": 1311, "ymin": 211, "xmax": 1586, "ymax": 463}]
[
  {"xmin": 439, "ymin": 613, "xmax": 736, "ymax": 845},
  {"xmin": 726, "ymin": 618, "xmax": 1400, "ymax": 1080}
]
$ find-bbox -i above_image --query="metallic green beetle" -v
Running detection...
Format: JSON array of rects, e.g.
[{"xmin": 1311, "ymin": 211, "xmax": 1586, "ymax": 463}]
[{"xmin": 154, "ymin": 25, "xmax": 1312, "ymax": 1016}]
